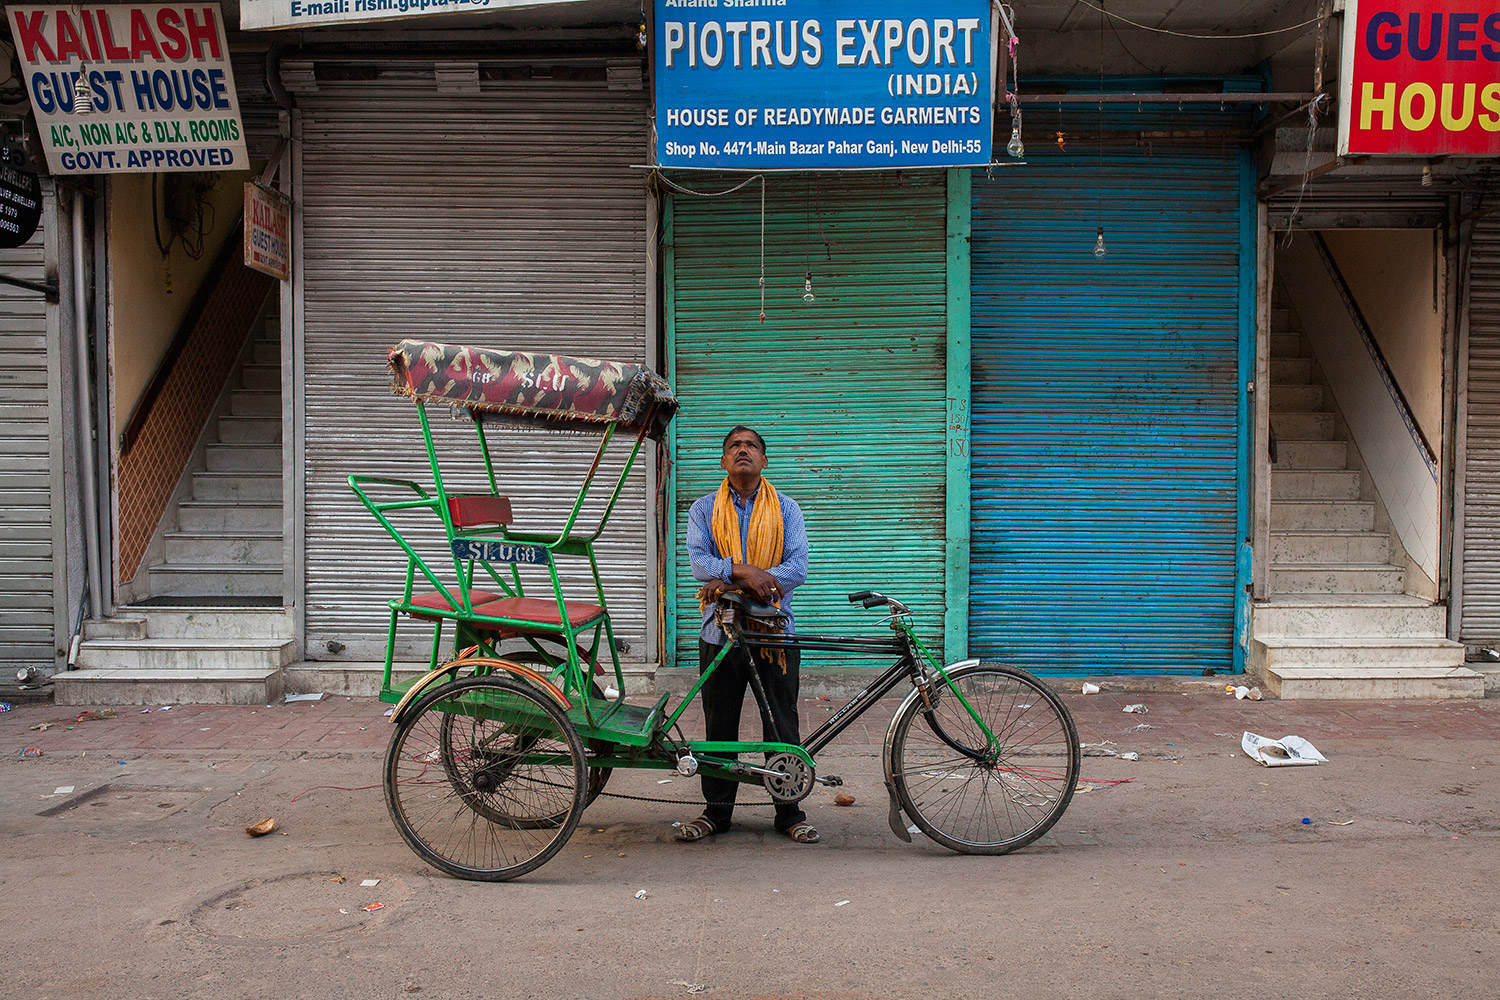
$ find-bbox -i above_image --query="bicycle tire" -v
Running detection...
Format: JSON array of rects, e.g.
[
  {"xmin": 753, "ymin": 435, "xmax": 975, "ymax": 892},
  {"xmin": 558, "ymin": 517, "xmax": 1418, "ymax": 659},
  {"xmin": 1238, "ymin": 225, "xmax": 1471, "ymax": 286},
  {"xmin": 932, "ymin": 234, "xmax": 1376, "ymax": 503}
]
[
  {"xmin": 887, "ymin": 662, "xmax": 1080, "ymax": 855},
  {"xmin": 385, "ymin": 675, "xmax": 586, "ymax": 881}
]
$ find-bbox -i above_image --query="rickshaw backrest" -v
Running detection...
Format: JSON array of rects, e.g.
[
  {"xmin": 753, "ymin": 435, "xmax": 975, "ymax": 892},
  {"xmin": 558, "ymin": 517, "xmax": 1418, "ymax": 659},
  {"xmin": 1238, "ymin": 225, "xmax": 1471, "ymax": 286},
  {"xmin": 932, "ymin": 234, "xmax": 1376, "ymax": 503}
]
[{"xmin": 448, "ymin": 494, "xmax": 513, "ymax": 529}]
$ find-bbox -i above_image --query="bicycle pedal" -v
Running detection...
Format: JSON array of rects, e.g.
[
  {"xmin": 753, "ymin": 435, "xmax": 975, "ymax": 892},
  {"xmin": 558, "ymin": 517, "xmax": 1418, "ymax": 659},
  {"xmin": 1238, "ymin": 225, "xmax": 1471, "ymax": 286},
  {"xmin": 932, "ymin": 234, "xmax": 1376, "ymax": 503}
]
[{"xmin": 815, "ymin": 774, "xmax": 843, "ymax": 787}]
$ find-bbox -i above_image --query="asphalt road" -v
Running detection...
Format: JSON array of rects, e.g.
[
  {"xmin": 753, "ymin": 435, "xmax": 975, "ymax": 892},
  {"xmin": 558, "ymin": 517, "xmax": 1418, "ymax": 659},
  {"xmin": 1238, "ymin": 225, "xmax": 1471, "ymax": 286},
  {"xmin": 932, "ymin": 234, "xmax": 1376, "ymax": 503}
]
[{"xmin": 2, "ymin": 692, "xmax": 1496, "ymax": 999}]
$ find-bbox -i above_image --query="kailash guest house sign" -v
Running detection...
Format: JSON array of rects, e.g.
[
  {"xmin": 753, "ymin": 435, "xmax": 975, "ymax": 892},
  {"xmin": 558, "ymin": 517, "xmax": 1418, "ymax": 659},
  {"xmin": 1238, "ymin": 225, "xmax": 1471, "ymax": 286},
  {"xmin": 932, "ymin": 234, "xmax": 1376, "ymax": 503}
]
[
  {"xmin": 1338, "ymin": 0, "xmax": 1500, "ymax": 156},
  {"xmin": 10, "ymin": 4, "xmax": 246, "ymax": 175},
  {"xmin": 655, "ymin": 0, "xmax": 993, "ymax": 170}
]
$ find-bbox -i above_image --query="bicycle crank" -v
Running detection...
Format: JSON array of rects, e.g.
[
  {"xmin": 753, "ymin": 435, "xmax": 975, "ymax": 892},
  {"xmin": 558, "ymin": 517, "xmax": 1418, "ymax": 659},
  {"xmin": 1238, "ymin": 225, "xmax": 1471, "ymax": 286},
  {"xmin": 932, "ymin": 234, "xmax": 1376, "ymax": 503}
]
[{"xmin": 761, "ymin": 752, "xmax": 814, "ymax": 803}]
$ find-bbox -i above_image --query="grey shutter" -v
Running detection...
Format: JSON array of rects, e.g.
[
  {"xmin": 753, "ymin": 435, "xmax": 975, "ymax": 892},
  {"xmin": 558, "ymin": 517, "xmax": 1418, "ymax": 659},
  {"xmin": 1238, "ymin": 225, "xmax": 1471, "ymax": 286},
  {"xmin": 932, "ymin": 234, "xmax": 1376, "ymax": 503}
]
[
  {"xmin": 1460, "ymin": 216, "xmax": 1500, "ymax": 644},
  {"xmin": 0, "ymin": 224, "xmax": 56, "ymax": 671},
  {"xmin": 297, "ymin": 71, "xmax": 652, "ymax": 661}
]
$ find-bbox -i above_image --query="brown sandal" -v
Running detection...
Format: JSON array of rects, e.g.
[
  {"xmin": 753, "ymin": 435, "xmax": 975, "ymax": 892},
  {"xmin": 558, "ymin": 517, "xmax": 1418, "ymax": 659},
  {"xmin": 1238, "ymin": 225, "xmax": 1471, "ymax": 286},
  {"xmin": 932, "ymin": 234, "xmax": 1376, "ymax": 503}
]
[
  {"xmin": 782, "ymin": 821, "xmax": 820, "ymax": 844},
  {"xmin": 675, "ymin": 817, "xmax": 721, "ymax": 842}
]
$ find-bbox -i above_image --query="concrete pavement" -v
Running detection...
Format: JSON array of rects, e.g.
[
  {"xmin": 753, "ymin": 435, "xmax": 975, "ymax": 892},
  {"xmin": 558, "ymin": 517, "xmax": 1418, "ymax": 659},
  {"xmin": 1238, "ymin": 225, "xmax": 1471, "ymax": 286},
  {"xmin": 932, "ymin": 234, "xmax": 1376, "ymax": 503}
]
[{"xmin": 2, "ymin": 689, "xmax": 1497, "ymax": 999}]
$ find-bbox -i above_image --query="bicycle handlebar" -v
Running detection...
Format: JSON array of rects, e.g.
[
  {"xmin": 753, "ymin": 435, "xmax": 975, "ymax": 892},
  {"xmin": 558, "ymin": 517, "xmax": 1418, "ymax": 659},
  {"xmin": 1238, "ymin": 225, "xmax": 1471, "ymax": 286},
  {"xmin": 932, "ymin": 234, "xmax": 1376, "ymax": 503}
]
[{"xmin": 847, "ymin": 591, "xmax": 911, "ymax": 615}]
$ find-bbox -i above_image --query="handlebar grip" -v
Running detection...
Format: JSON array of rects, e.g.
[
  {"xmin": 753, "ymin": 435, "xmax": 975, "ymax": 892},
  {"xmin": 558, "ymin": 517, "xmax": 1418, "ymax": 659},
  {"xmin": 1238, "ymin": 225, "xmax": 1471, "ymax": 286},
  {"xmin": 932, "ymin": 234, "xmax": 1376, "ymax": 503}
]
[
  {"xmin": 848, "ymin": 590, "xmax": 874, "ymax": 603},
  {"xmin": 862, "ymin": 595, "xmax": 889, "ymax": 609}
]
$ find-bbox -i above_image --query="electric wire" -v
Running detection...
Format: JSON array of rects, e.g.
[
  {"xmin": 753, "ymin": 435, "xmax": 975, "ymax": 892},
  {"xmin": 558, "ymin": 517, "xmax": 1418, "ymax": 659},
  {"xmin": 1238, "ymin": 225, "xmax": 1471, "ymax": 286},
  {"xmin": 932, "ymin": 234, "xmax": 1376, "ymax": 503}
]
[{"xmin": 1073, "ymin": 0, "xmax": 1324, "ymax": 41}]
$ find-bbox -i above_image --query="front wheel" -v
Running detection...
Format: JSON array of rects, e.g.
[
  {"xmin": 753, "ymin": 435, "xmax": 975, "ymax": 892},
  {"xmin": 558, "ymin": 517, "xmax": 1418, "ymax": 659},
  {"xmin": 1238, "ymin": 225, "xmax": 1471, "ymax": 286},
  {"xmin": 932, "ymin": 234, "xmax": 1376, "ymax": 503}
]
[{"xmin": 886, "ymin": 662, "xmax": 1080, "ymax": 855}]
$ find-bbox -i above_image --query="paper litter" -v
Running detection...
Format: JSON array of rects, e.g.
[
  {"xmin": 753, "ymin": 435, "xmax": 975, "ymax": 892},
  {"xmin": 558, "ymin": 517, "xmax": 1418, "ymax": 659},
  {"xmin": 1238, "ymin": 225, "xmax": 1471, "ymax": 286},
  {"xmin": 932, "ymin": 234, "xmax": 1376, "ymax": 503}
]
[{"xmin": 1241, "ymin": 731, "xmax": 1328, "ymax": 767}]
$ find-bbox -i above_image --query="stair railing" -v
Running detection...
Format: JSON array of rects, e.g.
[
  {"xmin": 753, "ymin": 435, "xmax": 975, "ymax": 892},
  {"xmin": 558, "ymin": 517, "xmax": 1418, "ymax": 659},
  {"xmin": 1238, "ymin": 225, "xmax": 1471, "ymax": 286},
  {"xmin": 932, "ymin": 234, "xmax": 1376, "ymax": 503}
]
[
  {"xmin": 115, "ymin": 215, "xmax": 276, "ymax": 581},
  {"xmin": 1309, "ymin": 231, "xmax": 1438, "ymax": 478},
  {"xmin": 120, "ymin": 215, "xmax": 248, "ymax": 457}
]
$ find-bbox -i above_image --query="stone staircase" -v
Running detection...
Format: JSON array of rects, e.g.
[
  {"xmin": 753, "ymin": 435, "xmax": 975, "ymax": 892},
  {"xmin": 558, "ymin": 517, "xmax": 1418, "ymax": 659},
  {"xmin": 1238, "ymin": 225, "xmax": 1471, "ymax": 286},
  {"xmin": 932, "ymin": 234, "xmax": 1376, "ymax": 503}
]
[
  {"xmin": 56, "ymin": 607, "xmax": 294, "ymax": 706},
  {"xmin": 151, "ymin": 317, "xmax": 284, "ymax": 598},
  {"xmin": 56, "ymin": 310, "xmax": 293, "ymax": 706},
  {"xmin": 1251, "ymin": 306, "xmax": 1480, "ymax": 699}
]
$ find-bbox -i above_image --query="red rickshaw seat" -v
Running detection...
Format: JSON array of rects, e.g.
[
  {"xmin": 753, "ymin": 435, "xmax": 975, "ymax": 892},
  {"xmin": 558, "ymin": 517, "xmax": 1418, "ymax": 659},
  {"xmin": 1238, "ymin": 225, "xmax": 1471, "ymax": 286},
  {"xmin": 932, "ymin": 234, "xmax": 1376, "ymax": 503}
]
[
  {"xmin": 471, "ymin": 596, "xmax": 606, "ymax": 631},
  {"xmin": 405, "ymin": 589, "xmax": 506, "ymax": 622}
]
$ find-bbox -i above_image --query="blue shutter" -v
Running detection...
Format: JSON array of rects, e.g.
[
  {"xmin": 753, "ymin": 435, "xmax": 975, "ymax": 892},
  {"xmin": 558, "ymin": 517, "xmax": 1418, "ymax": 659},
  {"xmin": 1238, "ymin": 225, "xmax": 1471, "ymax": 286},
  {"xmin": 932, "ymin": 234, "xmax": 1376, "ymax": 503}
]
[{"xmin": 969, "ymin": 110, "xmax": 1252, "ymax": 674}]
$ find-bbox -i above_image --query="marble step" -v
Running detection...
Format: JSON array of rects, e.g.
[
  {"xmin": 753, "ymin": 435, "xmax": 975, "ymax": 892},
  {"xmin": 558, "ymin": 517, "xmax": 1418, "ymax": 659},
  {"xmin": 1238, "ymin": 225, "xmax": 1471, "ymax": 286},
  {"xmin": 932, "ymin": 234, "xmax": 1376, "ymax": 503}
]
[{"xmin": 1269, "ymin": 562, "xmax": 1404, "ymax": 594}]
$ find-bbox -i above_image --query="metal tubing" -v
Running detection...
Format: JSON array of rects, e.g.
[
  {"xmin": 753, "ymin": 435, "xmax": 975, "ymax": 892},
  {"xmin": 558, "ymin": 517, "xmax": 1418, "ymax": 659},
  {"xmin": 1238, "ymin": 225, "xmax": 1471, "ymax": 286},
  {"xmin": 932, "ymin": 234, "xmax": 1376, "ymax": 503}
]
[
  {"xmin": 71, "ymin": 190, "xmax": 103, "ymax": 621},
  {"xmin": 1020, "ymin": 92, "xmax": 1320, "ymax": 104}
]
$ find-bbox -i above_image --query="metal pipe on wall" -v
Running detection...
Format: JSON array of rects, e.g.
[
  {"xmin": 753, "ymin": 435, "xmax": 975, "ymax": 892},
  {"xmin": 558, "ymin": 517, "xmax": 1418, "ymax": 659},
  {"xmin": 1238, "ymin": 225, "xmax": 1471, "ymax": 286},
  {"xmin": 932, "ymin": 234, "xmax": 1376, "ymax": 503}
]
[{"xmin": 71, "ymin": 188, "xmax": 103, "ymax": 622}]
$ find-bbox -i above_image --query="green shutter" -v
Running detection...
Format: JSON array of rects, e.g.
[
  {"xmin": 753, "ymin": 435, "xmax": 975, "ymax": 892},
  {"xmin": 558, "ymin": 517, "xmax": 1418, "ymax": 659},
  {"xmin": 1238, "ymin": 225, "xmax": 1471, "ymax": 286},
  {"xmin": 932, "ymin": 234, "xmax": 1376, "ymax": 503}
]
[{"xmin": 667, "ymin": 172, "xmax": 949, "ymax": 665}]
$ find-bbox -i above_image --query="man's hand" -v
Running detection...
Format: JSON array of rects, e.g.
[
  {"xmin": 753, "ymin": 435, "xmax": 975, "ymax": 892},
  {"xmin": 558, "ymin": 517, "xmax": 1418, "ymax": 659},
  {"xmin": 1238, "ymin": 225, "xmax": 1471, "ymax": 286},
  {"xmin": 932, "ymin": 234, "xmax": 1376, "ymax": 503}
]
[
  {"xmin": 697, "ymin": 580, "xmax": 740, "ymax": 604},
  {"xmin": 731, "ymin": 564, "xmax": 782, "ymax": 602}
]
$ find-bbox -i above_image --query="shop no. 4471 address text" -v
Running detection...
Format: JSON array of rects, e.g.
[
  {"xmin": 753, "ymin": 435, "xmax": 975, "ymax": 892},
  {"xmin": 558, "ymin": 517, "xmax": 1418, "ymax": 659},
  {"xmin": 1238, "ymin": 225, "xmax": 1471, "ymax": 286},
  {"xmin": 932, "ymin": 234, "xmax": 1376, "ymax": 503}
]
[{"xmin": 667, "ymin": 137, "xmax": 983, "ymax": 159}]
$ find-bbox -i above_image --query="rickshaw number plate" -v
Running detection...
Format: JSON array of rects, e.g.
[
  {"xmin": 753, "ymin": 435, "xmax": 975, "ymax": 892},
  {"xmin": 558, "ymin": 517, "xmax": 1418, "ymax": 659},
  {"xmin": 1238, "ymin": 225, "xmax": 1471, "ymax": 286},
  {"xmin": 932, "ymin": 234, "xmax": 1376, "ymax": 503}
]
[{"xmin": 451, "ymin": 539, "xmax": 549, "ymax": 565}]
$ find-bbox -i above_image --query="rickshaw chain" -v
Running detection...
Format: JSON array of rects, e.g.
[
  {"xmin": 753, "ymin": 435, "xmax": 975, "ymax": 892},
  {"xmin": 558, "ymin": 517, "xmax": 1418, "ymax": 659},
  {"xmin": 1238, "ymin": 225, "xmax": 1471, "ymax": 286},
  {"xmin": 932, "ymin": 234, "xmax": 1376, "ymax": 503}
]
[
  {"xmin": 595, "ymin": 789, "xmax": 782, "ymax": 808},
  {"xmin": 480, "ymin": 771, "xmax": 784, "ymax": 808}
]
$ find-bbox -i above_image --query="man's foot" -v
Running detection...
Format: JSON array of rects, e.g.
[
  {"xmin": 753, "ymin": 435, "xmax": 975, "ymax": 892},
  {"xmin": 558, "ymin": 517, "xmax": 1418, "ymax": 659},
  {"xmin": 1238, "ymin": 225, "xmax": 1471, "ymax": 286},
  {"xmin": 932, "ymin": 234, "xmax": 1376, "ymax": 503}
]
[
  {"xmin": 675, "ymin": 816, "xmax": 722, "ymax": 842},
  {"xmin": 781, "ymin": 821, "xmax": 820, "ymax": 844}
]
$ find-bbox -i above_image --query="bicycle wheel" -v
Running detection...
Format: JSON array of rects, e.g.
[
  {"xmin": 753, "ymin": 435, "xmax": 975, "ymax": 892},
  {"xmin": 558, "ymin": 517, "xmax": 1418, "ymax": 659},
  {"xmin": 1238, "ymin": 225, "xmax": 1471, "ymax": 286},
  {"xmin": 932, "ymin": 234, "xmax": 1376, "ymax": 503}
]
[
  {"xmin": 887, "ymin": 662, "xmax": 1079, "ymax": 855},
  {"xmin": 386, "ymin": 675, "xmax": 586, "ymax": 881}
]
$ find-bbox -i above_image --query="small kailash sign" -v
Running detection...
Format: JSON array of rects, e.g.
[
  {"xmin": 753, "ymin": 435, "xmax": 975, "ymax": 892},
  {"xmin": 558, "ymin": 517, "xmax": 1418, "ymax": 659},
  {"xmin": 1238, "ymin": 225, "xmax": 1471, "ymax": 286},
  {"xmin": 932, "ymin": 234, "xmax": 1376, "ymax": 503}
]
[
  {"xmin": 244, "ymin": 181, "xmax": 290, "ymax": 280},
  {"xmin": 10, "ymin": 4, "xmax": 248, "ymax": 175},
  {"xmin": 1338, "ymin": 0, "xmax": 1500, "ymax": 156}
]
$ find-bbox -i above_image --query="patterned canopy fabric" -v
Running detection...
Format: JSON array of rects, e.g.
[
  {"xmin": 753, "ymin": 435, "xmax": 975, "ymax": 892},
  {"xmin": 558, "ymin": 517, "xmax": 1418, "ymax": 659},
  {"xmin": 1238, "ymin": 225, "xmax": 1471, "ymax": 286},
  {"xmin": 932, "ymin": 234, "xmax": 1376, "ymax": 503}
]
[{"xmin": 387, "ymin": 340, "xmax": 677, "ymax": 439}]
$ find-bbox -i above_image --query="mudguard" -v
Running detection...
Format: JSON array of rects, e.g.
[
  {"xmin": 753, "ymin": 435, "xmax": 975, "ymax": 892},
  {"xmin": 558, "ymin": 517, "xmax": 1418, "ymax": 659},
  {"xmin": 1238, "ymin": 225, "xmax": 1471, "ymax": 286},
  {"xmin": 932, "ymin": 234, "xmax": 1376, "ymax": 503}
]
[{"xmin": 389, "ymin": 656, "xmax": 572, "ymax": 725}]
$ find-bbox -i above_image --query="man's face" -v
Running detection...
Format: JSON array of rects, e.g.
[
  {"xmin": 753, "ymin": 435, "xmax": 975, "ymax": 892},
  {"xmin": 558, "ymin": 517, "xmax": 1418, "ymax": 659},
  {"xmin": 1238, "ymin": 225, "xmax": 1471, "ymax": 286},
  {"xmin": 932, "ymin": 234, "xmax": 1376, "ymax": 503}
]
[{"xmin": 721, "ymin": 430, "xmax": 768, "ymax": 478}]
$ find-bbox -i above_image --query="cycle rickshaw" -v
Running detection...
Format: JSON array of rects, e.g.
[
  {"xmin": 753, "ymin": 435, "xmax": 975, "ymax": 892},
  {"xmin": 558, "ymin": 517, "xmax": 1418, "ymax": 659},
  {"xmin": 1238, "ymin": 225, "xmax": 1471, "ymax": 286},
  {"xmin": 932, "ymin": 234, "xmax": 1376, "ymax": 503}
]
[{"xmin": 354, "ymin": 340, "xmax": 1081, "ymax": 881}]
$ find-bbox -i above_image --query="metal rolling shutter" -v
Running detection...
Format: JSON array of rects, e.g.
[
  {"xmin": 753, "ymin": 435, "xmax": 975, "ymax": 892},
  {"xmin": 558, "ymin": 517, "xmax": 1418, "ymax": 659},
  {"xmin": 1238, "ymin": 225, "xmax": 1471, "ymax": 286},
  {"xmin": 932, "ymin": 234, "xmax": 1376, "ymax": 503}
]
[
  {"xmin": 970, "ymin": 114, "xmax": 1250, "ymax": 675},
  {"xmin": 299, "ymin": 74, "xmax": 651, "ymax": 661},
  {"xmin": 1267, "ymin": 174, "xmax": 1448, "ymax": 230},
  {"xmin": 0, "ymin": 225, "xmax": 55, "ymax": 671},
  {"xmin": 668, "ymin": 172, "xmax": 948, "ymax": 666},
  {"xmin": 1460, "ymin": 216, "xmax": 1500, "ymax": 643}
]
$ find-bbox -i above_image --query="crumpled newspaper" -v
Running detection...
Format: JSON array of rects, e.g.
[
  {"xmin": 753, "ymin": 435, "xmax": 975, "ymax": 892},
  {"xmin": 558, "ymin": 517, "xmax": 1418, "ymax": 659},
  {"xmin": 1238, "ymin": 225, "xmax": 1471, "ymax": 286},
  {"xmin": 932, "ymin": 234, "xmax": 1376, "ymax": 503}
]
[{"xmin": 1241, "ymin": 731, "xmax": 1328, "ymax": 767}]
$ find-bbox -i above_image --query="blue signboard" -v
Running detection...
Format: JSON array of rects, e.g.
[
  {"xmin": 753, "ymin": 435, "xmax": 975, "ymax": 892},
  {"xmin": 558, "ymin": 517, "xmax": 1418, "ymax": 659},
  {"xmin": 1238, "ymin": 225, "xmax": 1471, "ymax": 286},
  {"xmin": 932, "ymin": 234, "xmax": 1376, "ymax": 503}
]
[{"xmin": 654, "ymin": 0, "xmax": 993, "ymax": 170}]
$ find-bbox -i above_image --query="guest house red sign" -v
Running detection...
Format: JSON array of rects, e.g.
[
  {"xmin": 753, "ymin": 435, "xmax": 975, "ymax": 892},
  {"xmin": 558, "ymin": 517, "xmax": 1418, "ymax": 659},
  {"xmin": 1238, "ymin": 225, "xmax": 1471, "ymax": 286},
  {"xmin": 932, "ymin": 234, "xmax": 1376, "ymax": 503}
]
[{"xmin": 1338, "ymin": 0, "xmax": 1500, "ymax": 156}]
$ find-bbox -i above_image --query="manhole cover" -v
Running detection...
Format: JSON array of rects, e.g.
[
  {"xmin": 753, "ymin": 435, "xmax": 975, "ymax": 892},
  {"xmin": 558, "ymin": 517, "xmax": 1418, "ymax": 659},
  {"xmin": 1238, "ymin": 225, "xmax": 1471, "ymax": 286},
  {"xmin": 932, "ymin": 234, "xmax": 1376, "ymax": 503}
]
[{"xmin": 189, "ymin": 871, "xmax": 410, "ymax": 944}]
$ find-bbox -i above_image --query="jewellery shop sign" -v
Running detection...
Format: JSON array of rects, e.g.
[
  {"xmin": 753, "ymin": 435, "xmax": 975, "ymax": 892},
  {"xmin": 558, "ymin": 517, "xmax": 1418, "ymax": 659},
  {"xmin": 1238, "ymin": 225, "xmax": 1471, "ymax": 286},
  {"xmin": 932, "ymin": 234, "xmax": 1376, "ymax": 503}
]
[
  {"xmin": 1338, "ymin": 0, "xmax": 1500, "ymax": 156},
  {"xmin": 655, "ymin": 0, "xmax": 994, "ymax": 170},
  {"xmin": 9, "ymin": 3, "xmax": 247, "ymax": 175}
]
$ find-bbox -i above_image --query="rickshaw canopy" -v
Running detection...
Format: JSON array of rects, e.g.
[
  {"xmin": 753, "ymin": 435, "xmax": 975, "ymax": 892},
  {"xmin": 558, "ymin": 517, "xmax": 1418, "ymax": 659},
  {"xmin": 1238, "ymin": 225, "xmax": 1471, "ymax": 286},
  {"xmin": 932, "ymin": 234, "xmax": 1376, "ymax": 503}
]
[{"xmin": 387, "ymin": 339, "xmax": 677, "ymax": 439}]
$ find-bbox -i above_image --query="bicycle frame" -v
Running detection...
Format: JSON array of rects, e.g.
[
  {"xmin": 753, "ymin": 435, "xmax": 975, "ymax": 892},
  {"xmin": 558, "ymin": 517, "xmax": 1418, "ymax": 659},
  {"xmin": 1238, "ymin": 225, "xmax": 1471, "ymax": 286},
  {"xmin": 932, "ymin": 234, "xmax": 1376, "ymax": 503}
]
[{"xmin": 578, "ymin": 611, "xmax": 1003, "ymax": 786}]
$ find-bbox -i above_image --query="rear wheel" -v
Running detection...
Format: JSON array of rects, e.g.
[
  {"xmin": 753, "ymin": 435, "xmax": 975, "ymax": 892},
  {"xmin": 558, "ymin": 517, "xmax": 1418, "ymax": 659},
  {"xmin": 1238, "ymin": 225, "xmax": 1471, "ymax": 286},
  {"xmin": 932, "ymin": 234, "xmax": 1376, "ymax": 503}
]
[
  {"xmin": 887, "ymin": 662, "xmax": 1079, "ymax": 855},
  {"xmin": 386, "ymin": 675, "xmax": 586, "ymax": 881}
]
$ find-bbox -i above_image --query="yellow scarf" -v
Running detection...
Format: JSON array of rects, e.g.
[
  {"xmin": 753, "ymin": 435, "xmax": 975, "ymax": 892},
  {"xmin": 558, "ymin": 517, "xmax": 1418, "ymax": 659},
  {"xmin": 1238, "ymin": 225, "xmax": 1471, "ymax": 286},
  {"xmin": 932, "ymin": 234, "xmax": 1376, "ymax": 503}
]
[
  {"xmin": 706, "ymin": 476, "xmax": 789, "ymax": 667},
  {"xmin": 711, "ymin": 476, "xmax": 783, "ymax": 575}
]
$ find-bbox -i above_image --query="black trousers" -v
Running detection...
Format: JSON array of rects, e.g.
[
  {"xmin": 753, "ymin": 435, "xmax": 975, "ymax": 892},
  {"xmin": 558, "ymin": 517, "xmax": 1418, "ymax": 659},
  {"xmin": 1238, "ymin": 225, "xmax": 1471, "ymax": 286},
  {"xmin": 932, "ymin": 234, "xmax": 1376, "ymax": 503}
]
[{"xmin": 698, "ymin": 639, "xmax": 806, "ymax": 832}]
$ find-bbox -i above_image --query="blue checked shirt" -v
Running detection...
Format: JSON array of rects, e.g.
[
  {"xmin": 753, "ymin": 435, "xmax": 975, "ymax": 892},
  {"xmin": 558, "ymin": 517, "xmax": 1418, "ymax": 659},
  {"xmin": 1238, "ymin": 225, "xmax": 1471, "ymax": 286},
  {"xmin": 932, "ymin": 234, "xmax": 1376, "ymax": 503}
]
[{"xmin": 687, "ymin": 481, "xmax": 808, "ymax": 645}]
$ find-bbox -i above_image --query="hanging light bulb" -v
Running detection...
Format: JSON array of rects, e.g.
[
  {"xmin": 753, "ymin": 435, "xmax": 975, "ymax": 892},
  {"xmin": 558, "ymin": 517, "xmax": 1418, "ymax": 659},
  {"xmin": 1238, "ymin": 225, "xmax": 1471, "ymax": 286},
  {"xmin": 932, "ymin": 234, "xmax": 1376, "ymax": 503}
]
[
  {"xmin": 73, "ymin": 67, "xmax": 94, "ymax": 115},
  {"xmin": 1007, "ymin": 120, "xmax": 1024, "ymax": 158},
  {"xmin": 802, "ymin": 271, "xmax": 815, "ymax": 303},
  {"xmin": 1093, "ymin": 226, "xmax": 1108, "ymax": 258}
]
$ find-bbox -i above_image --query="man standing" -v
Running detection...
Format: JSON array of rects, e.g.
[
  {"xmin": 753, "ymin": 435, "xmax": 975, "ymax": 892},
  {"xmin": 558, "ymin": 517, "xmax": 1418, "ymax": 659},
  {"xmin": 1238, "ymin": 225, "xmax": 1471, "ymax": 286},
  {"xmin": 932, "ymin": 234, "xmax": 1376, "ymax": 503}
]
[{"xmin": 677, "ymin": 426, "xmax": 819, "ymax": 844}]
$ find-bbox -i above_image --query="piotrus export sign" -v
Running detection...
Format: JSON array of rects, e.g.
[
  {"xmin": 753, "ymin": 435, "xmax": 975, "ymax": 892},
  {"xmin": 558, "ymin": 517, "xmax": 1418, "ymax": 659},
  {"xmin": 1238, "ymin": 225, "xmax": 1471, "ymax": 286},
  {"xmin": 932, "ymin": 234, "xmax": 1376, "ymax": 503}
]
[
  {"xmin": 1338, "ymin": 0, "xmax": 1500, "ymax": 156},
  {"xmin": 654, "ymin": 0, "xmax": 994, "ymax": 170}
]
